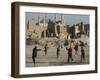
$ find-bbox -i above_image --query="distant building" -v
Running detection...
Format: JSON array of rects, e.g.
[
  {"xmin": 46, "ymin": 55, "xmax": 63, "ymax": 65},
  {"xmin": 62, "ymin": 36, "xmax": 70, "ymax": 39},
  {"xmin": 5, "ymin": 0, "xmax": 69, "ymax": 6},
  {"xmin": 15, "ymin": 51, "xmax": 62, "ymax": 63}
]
[
  {"xmin": 26, "ymin": 15, "xmax": 68, "ymax": 39},
  {"xmin": 69, "ymin": 22, "xmax": 89, "ymax": 39},
  {"xmin": 26, "ymin": 16, "xmax": 48, "ymax": 38},
  {"xmin": 26, "ymin": 15, "xmax": 89, "ymax": 40},
  {"xmin": 84, "ymin": 24, "xmax": 90, "ymax": 36},
  {"xmin": 55, "ymin": 15, "xmax": 67, "ymax": 39}
]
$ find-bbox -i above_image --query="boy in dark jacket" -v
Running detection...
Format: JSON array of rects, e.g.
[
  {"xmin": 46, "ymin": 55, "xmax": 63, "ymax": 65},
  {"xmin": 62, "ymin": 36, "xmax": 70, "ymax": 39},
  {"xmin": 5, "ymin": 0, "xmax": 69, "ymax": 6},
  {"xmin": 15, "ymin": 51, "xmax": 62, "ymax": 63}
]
[{"xmin": 32, "ymin": 46, "xmax": 41, "ymax": 65}]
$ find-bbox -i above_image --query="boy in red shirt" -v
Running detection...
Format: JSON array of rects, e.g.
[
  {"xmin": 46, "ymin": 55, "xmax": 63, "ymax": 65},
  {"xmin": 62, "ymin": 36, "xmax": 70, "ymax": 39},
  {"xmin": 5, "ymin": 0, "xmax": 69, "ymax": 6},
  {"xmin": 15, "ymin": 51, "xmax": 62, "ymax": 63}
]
[{"xmin": 66, "ymin": 46, "xmax": 73, "ymax": 63}]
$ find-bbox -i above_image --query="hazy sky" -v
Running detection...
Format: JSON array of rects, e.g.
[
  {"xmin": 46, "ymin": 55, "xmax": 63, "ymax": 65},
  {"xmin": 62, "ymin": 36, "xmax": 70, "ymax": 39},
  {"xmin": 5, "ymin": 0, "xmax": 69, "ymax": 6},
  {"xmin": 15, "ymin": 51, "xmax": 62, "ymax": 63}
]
[{"xmin": 26, "ymin": 12, "xmax": 90, "ymax": 26}]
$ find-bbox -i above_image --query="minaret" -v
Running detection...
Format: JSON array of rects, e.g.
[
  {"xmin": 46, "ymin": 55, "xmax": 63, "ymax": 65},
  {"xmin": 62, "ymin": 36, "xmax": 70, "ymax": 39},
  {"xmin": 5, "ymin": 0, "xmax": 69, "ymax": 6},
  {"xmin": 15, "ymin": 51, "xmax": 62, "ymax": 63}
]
[
  {"xmin": 81, "ymin": 22, "xmax": 84, "ymax": 33},
  {"xmin": 55, "ymin": 14, "xmax": 58, "ymax": 36},
  {"xmin": 60, "ymin": 15, "xmax": 64, "ymax": 34},
  {"xmin": 43, "ymin": 15, "xmax": 46, "ymax": 37},
  {"xmin": 27, "ymin": 20, "xmax": 29, "ymax": 30},
  {"xmin": 61, "ymin": 15, "xmax": 64, "ymax": 30},
  {"xmin": 55, "ymin": 14, "xmax": 57, "ymax": 22},
  {"xmin": 61, "ymin": 15, "xmax": 64, "ymax": 25},
  {"xmin": 38, "ymin": 16, "xmax": 40, "ymax": 26},
  {"xmin": 60, "ymin": 15, "xmax": 67, "ymax": 37},
  {"xmin": 43, "ymin": 15, "xmax": 46, "ymax": 27}
]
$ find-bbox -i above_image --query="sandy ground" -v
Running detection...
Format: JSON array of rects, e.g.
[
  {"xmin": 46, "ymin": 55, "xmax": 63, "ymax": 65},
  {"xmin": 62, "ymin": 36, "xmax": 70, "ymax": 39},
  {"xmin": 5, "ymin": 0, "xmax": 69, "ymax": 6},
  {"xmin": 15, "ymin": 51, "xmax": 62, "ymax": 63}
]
[{"xmin": 26, "ymin": 43, "xmax": 89, "ymax": 67}]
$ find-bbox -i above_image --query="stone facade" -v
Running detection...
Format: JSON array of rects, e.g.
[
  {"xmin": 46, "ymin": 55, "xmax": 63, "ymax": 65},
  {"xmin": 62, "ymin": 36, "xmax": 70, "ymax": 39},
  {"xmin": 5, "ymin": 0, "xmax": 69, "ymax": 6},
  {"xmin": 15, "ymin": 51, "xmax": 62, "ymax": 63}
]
[
  {"xmin": 26, "ymin": 15, "xmax": 68, "ymax": 39},
  {"xmin": 26, "ymin": 15, "xmax": 89, "ymax": 40}
]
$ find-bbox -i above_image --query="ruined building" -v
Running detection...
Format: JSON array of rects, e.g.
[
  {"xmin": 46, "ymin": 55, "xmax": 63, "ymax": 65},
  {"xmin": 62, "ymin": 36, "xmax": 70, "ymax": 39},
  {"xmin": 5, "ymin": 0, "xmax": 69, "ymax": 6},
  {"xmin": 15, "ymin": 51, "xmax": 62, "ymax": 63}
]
[
  {"xmin": 26, "ymin": 15, "xmax": 89, "ymax": 41},
  {"xmin": 26, "ymin": 15, "xmax": 67, "ymax": 39},
  {"xmin": 69, "ymin": 22, "xmax": 89, "ymax": 39}
]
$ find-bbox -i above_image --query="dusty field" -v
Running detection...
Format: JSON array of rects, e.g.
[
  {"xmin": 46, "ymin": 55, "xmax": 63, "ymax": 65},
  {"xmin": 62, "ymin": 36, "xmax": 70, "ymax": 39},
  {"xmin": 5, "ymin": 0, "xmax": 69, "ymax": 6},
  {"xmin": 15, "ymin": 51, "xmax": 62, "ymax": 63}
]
[{"xmin": 26, "ymin": 41, "xmax": 89, "ymax": 67}]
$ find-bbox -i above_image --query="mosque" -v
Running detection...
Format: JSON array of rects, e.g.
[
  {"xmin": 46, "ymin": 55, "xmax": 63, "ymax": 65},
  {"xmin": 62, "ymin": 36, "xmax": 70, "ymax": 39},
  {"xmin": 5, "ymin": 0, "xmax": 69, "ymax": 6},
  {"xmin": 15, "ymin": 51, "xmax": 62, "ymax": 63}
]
[{"xmin": 26, "ymin": 14, "xmax": 89, "ymax": 42}]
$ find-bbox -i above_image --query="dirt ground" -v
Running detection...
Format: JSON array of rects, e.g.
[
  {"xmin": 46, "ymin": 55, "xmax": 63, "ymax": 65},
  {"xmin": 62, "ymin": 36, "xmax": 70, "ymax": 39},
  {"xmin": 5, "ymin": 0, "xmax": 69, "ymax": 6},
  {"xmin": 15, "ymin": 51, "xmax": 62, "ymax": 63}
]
[{"xmin": 26, "ymin": 39, "xmax": 89, "ymax": 67}]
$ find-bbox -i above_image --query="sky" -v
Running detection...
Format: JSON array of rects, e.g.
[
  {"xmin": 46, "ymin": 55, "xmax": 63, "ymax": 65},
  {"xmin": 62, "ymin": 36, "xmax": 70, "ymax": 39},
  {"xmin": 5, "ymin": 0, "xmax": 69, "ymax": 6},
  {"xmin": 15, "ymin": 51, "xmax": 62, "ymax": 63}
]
[{"xmin": 26, "ymin": 12, "xmax": 90, "ymax": 26}]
